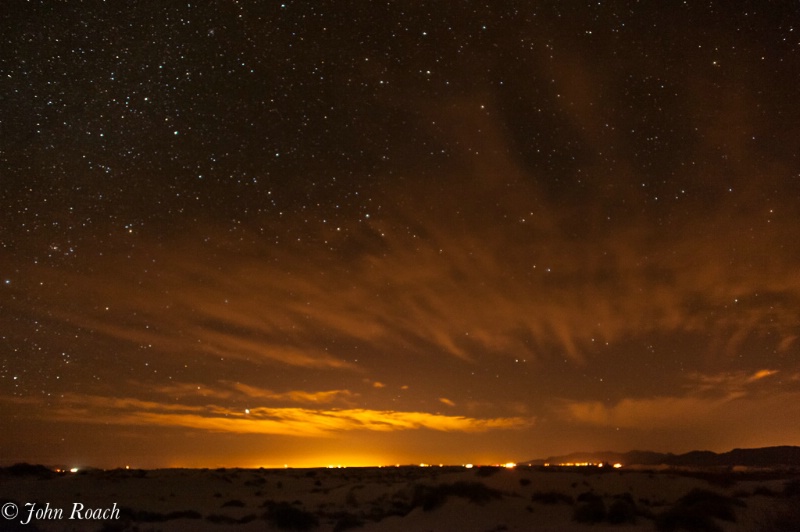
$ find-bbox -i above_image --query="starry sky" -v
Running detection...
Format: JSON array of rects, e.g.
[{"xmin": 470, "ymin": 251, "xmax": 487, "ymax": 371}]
[{"xmin": 2, "ymin": 1, "xmax": 799, "ymax": 469}]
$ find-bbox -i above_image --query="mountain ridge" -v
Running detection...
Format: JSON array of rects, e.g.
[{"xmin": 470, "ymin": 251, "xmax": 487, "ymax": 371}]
[{"xmin": 524, "ymin": 445, "xmax": 800, "ymax": 468}]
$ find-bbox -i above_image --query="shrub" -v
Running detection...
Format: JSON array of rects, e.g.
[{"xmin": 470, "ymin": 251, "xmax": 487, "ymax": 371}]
[
  {"xmin": 345, "ymin": 488, "xmax": 359, "ymax": 507},
  {"xmin": 607, "ymin": 498, "xmax": 637, "ymax": 524},
  {"xmin": 265, "ymin": 502, "xmax": 319, "ymax": 530},
  {"xmin": 206, "ymin": 514, "xmax": 240, "ymax": 524},
  {"xmin": 475, "ymin": 466, "xmax": 502, "ymax": 477},
  {"xmin": 655, "ymin": 506, "xmax": 722, "ymax": 532},
  {"xmin": 752, "ymin": 485, "xmax": 777, "ymax": 497},
  {"xmin": 411, "ymin": 481, "xmax": 503, "ymax": 511},
  {"xmin": 531, "ymin": 491, "xmax": 574, "ymax": 505},
  {"xmin": 332, "ymin": 512, "xmax": 365, "ymax": 532},
  {"xmin": 221, "ymin": 499, "xmax": 246, "ymax": 508},
  {"xmin": 655, "ymin": 488, "xmax": 745, "ymax": 532},
  {"xmin": 783, "ymin": 478, "xmax": 800, "ymax": 497},
  {"xmin": 573, "ymin": 493, "xmax": 606, "ymax": 523},
  {"xmin": 677, "ymin": 488, "xmax": 743, "ymax": 522},
  {"xmin": 755, "ymin": 500, "xmax": 800, "ymax": 532}
]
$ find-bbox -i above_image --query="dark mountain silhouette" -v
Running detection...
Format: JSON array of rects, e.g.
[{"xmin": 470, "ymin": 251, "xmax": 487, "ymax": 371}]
[{"xmin": 524, "ymin": 446, "xmax": 800, "ymax": 468}]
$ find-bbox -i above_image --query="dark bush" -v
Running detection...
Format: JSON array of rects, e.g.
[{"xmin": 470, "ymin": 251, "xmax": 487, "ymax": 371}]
[
  {"xmin": 573, "ymin": 492, "xmax": 606, "ymax": 523},
  {"xmin": 205, "ymin": 514, "xmax": 241, "ymax": 524},
  {"xmin": 118, "ymin": 508, "xmax": 202, "ymax": 522},
  {"xmin": 655, "ymin": 488, "xmax": 745, "ymax": 532},
  {"xmin": 221, "ymin": 499, "xmax": 246, "ymax": 508},
  {"xmin": 607, "ymin": 498, "xmax": 637, "ymax": 524},
  {"xmin": 411, "ymin": 481, "xmax": 503, "ymax": 511},
  {"xmin": 655, "ymin": 506, "xmax": 722, "ymax": 532},
  {"xmin": 752, "ymin": 485, "xmax": 777, "ymax": 497},
  {"xmin": 265, "ymin": 502, "xmax": 319, "ymax": 530},
  {"xmin": 166, "ymin": 510, "xmax": 202, "ymax": 520},
  {"xmin": 783, "ymin": 478, "xmax": 800, "ymax": 497},
  {"xmin": 531, "ymin": 491, "xmax": 574, "ymax": 505},
  {"xmin": 474, "ymin": 466, "xmax": 502, "ymax": 477},
  {"xmin": 332, "ymin": 512, "xmax": 365, "ymax": 532},
  {"xmin": 677, "ymin": 488, "xmax": 743, "ymax": 522},
  {"xmin": 756, "ymin": 500, "xmax": 800, "ymax": 532}
]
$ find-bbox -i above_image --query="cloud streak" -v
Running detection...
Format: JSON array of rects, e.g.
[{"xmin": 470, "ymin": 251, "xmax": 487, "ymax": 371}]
[
  {"xmin": 560, "ymin": 369, "xmax": 795, "ymax": 433},
  {"xmin": 31, "ymin": 392, "xmax": 532, "ymax": 437}
]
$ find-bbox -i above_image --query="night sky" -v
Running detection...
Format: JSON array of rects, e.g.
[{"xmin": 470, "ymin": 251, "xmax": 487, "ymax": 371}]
[{"xmin": 2, "ymin": 1, "xmax": 799, "ymax": 469}]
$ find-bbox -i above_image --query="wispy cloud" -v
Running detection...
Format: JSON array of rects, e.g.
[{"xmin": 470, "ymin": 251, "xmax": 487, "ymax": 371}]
[
  {"xmin": 561, "ymin": 394, "xmax": 742, "ymax": 430},
  {"xmin": 33, "ymin": 392, "xmax": 532, "ymax": 437},
  {"xmin": 560, "ymin": 369, "xmax": 792, "ymax": 433},
  {"xmin": 688, "ymin": 369, "xmax": 780, "ymax": 394},
  {"xmin": 9, "ymin": 165, "xmax": 800, "ymax": 373},
  {"xmin": 152, "ymin": 381, "xmax": 358, "ymax": 405}
]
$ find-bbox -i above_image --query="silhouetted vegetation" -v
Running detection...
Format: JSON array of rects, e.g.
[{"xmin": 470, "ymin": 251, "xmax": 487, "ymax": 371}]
[
  {"xmin": 784, "ymin": 478, "xmax": 800, "ymax": 497},
  {"xmin": 474, "ymin": 466, "xmax": 502, "ymax": 477},
  {"xmin": 530, "ymin": 490, "xmax": 574, "ymax": 505},
  {"xmin": 655, "ymin": 488, "xmax": 744, "ymax": 532},
  {"xmin": 678, "ymin": 488, "xmax": 744, "ymax": 521},
  {"xmin": 117, "ymin": 507, "xmax": 202, "ymax": 522},
  {"xmin": 221, "ymin": 498, "xmax": 246, "ymax": 507},
  {"xmin": 607, "ymin": 497, "xmax": 637, "ymax": 524},
  {"xmin": 754, "ymin": 500, "xmax": 800, "ymax": 532},
  {"xmin": 410, "ymin": 481, "xmax": 503, "ymax": 511},
  {"xmin": 332, "ymin": 512, "xmax": 365, "ymax": 531},
  {"xmin": 573, "ymin": 492, "xmax": 606, "ymax": 523},
  {"xmin": 752, "ymin": 485, "xmax": 777, "ymax": 497},
  {"xmin": 264, "ymin": 501, "xmax": 319, "ymax": 530}
]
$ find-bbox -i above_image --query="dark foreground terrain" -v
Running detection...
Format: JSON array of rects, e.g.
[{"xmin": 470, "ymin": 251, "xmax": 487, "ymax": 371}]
[{"xmin": 2, "ymin": 463, "xmax": 799, "ymax": 531}]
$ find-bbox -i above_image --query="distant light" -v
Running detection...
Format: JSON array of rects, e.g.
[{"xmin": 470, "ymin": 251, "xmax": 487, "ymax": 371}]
[
  {"xmin": 70, "ymin": 467, "xmax": 79, "ymax": 473},
  {"xmin": 613, "ymin": 463, "xmax": 623, "ymax": 469},
  {"xmin": 503, "ymin": 462, "xmax": 516, "ymax": 469},
  {"xmin": 464, "ymin": 464, "xmax": 474, "ymax": 469},
  {"xmin": 125, "ymin": 465, "xmax": 130, "ymax": 470}
]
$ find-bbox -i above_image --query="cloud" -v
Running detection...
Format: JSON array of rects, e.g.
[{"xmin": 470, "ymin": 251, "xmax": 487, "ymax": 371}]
[
  {"xmin": 688, "ymin": 369, "xmax": 779, "ymax": 394},
  {"xmin": 8, "ymin": 157, "xmax": 800, "ymax": 376},
  {"xmin": 560, "ymin": 369, "xmax": 793, "ymax": 434},
  {"xmin": 746, "ymin": 369, "xmax": 779, "ymax": 383},
  {"xmin": 561, "ymin": 394, "xmax": 741, "ymax": 430},
  {"xmin": 151, "ymin": 381, "xmax": 359, "ymax": 407},
  {"xmin": 439, "ymin": 397, "xmax": 456, "ymax": 407},
  {"xmin": 30, "ymin": 392, "xmax": 532, "ymax": 437}
]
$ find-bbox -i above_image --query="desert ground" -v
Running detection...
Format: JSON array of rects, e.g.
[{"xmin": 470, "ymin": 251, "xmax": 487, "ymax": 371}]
[{"xmin": 2, "ymin": 464, "xmax": 799, "ymax": 531}]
